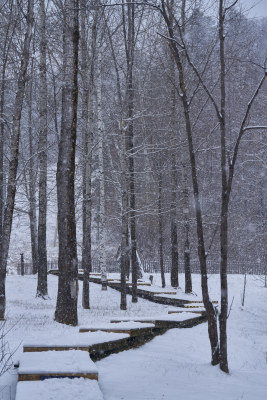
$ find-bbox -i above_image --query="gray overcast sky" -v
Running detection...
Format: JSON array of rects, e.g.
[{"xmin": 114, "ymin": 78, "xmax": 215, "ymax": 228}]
[{"xmin": 241, "ymin": 0, "xmax": 267, "ymax": 17}]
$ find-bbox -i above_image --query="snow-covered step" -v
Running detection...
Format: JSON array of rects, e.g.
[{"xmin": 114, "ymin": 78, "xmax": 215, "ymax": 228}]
[
  {"xmin": 18, "ymin": 350, "xmax": 98, "ymax": 381},
  {"xmin": 168, "ymin": 310, "xmax": 204, "ymax": 315},
  {"xmin": 110, "ymin": 312, "xmax": 207, "ymax": 328},
  {"xmin": 23, "ymin": 331, "xmax": 129, "ymax": 352},
  {"xmin": 79, "ymin": 321, "xmax": 155, "ymax": 336},
  {"xmin": 138, "ymin": 287, "xmax": 177, "ymax": 295},
  {"xmin": 127, "ymin": 282, "xmax": 151, "ymax": 287},
  {"xmin": 183, "ymin": 305, "xmax": 206, "ymax": 309},
  {"xmin": 110, "ymin": 313, "xmax": 197, "ymax": 323},
  {"xmin": 16, "ymin": 378, "xmax": 104, "ymax": 400}
]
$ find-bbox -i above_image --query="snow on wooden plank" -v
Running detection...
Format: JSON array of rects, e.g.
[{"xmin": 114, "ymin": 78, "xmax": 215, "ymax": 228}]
[
  {"xmin": 139, "ymin": 287, "xmax": 177, "ymax": 294},
  {"xmin": 79, "ymin": 321, "xmax": 155, "ymax": 335},
  {"xmin": 110, "ymin": 312, "xmax": 201, "ymax": 324},
  {"xmin": 23, "ymin": 331, "xmax": 129, "ymax": 352},
  {"xmin": 18, "ymin": 350, "xmax": 98, "ymax": 381},
  {"xmin": 168, "ymin": 310, "xmax": 204, "ymax": 315},
  {"xmin": 16, "ymin": 378, "xmax": 104, "ymax": 400},
  {"xmin": 80, "ymin": 321, "xmax": 155, "ymax": 331}
]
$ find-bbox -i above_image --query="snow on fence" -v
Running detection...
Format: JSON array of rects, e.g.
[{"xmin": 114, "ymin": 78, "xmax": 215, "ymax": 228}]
[{"xmin": 16, "ymin": 258, "xmax": 266, "ymax": 276}]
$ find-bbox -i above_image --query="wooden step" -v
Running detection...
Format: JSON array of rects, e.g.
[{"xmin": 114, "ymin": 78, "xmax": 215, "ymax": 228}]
[
  {"xmin": 168, "ymin": 310, "xmax": 204, "ymax": 315},
  {"xmin": 23, "ymin": 332, "xmax": 130, "ymax": 353},
  {"xmin": 183, "ymin": 305, "xmax": 205, "ymax": 309},
  {"xmin": 18, "ymin": 350, "xmax": 98, "ymax": 381},
  {"xmin": 79, "ymin": 322, "xmax": 155, "ymax": 336}
]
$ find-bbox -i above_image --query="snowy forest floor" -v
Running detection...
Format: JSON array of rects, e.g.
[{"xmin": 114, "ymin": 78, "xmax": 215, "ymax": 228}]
[{"xmin": 0, "ymin": 273, "xmax": 266, "ymax": 400}]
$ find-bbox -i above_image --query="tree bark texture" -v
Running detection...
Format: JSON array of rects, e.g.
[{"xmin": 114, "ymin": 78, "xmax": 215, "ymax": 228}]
[{"xmin": 55, "ymin": 0, "xmax": 79, "ymax": 326}]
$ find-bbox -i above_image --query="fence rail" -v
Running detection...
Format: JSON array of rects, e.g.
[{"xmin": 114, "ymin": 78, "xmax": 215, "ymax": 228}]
[{"xmin": 16, "ymin": 258, "xmax": 266, "ymax": 276}]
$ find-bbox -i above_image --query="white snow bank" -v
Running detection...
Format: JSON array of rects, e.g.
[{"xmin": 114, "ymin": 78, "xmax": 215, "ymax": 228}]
[
  {"xmin": 16, "ymin": 378, "xmax": 104, "ymax": 400},
  {"xmin": 18, "ymin": 350, "xmax": 98, "ymax": 375}
]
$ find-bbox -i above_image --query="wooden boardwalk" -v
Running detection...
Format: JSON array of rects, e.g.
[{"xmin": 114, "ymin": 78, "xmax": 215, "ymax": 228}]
[{"xmin": 18, "ymin": 271, "xmax": 214, "ymax": 400}]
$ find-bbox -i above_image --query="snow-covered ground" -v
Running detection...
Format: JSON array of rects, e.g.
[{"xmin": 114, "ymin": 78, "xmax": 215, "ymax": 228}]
[{"xmin": 0, "ymin": 273, "xmax": 266, "ymax": 399}]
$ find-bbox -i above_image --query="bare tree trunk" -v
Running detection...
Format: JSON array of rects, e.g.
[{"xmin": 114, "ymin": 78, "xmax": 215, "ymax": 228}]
[
  {"xmin": 26, "ymin": 72, "xmax": 38, "ymax": 276},
  {"xmin": 125, "ymin": 2, "xmax": 138, "ymax": 302},
  {"xmin": 160, "ymin": 1, "xmax": 220, "ymax": 365},
  {"xmin": 182, "ymin": 163, "xmax": 192, "ymax": 293},
  {"xmin": 170, "ymin": 59, "xmax": 179, "ymax": 288},
  {"xmin": 96, "ymin": 31, "xmax": 107, "ymax": 291},
  {"xmin": 218, "ymin": 0, "xmax": 229, "ymax": 373},
  {"xmin": 180, "ymin": 0, "xmax": 191, "ymax": 294},
  {"xmin": 158, "ymin": 170, "xmax": 165, "ymax": 288},
  {"xmin": 120, "ymin": 122, "xmax": 128, "ymax": 310},
  {"xmin": 37, "ymin": 0, "xmax": 48, "ymax": 298},
  {"xmin": 0, "ymin": 0, "xmax": 34, "ymax": 320},
  {"xmin": 0, "ymin": 0, "xmax": 16, "ymax": 250},
  {"xmin": 81, "ymin": 0, "xmax": 95, "ymax": 309},
  {"xmin": 55, "ymin": 0, "xmax": 79, "ymax": 326}
]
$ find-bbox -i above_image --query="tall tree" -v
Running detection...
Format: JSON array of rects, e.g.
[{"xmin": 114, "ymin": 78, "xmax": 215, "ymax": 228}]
[
  {"xmin": 81, "ymin": 0, "xmax": 96, "ymax": 309},
  {"xmin": 37, "ymin": 0, "xmax": 48, "ymax": 298},
  {"xmin": 169, "ymin": 56, "xmax": 179, "ymax": 289},
  {"xmin": 0, "ymin": 0, "xmax": 34, "ymax": 320},
  {"xmin": 0, "ymin": 0, "xmax": 16, "ymax": 270},
  {"xmin": 96, "ymin": 15, "xmax": 108, "ymax": 291},
  {"xmin": 26, "ymin": 63, "xmax": 38, "ymax": 276},
  {"xmin": 158, "ymin": 0, "xmax": 220, "ymax": 366},
  {"xmin": 55, "ymin": 0, "xmax": 79, "ymax": 326},
  {"xmin": 123, "ymin": 0, "xmax": 138, "ymax": 302}
]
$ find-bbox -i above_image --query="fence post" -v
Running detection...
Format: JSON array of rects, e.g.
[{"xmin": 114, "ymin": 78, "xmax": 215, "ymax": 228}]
[{"xmin": 20, "ymin": 253, "xmax": 24, "ymax": 276}]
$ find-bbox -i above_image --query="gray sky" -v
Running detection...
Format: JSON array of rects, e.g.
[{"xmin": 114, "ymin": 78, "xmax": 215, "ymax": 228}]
[{"xmin": 241, "ymin": 0, "xmax": 267, "ymax": 18}]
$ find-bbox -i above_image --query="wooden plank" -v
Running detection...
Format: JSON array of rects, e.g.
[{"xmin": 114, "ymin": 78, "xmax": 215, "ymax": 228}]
[
  {"xmin": 79, "ymin": 327, "xmax": 154, "ymax": 337},
  {"xmin": 18, "ymin": 372, "xmax": 98, "ymax": 381},
  {"xmin": 23, "ymin": 345, "xmax": 91, "ymax": 352},
  {"xmin": 168, "ymin": 310, "xmax": 204, "ymax": 315}
]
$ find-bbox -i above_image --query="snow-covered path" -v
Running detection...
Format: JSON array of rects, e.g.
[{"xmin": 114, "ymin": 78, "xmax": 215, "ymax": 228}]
[{"xmin": 0, "ymin": 273, "xmax": 266, "ymax": 400}]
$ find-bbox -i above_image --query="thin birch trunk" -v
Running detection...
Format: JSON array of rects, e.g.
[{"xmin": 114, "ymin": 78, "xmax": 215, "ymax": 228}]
[
  {"xmin": 96, "ymin": 33, "xmax": 107, "ymax": 291},
  {"xmin": 183, "ymin": 168, "xmax": 192, "ymax": 293},
  {"xmin": 55, "ymin": 0, "xmax": 79, "ymax": 326},
  {"xmin": 181, "ymin": 0, "xmax": 192, "ymax": 293},
  {"xmin": 125, "ymin": 2, "xmax": 138, "ymax": 302},
  {"xmin": 158, "ymin": 169, "xmax": 165, "ymax": 288},
  {"xmin": 81, "ymin": 0, "xmax": 90, "ymax": 308},
  {"xmin": 120, "ymin": 121, "xmax": 128, "ymax": 310},
  {"xmin": 218, "ymin": 0, "xmax": 229, "ymax": 373},
  {"xmin": 27, "ymin": 73, "xmax": 38, "ymax": 276},
  {"xmin": 37, "ymin": 0, "xmax": 48, "ymax": 298},
  {"xmin": 81, "ymin": 0, "xmax": 96, "ymax": 308},
  {"xmin": 170, "ymin": 59, "xmax": 179, "ymax": 288}
]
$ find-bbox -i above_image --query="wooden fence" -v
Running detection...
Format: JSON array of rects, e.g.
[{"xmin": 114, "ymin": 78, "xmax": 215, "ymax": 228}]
[{"xmin": 16, "ymin": 258, "xmax": 266, "ymax": 276}]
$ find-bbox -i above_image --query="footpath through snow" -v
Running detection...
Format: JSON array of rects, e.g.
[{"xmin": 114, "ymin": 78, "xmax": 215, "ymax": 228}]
[{"xmin": 0, "ymin": 273, "xmax": 266, "ymax": 400}]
